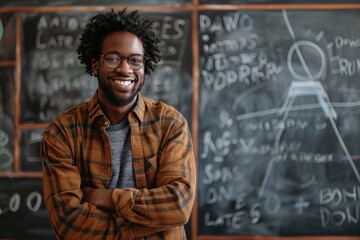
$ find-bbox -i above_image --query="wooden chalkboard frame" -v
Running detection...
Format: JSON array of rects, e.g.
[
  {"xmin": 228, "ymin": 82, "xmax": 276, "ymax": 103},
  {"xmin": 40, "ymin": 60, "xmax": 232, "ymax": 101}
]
[{"xmin": 1, "ymin": 2, "xmax": 360, "ymax": 240}]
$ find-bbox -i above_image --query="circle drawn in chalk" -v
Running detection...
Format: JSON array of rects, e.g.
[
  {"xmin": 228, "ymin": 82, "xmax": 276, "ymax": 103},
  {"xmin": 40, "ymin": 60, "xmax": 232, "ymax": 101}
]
[
  {"xmin": 0, "ymin": 149, "xmax": 13, "ymax": 169},
  {"xmin": 287, "ymin": 40, "xmax": 326, "ymax": 81}
]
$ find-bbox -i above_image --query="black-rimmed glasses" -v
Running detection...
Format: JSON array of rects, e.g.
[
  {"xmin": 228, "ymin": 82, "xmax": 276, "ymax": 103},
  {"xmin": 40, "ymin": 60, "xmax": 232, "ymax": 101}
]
[{"xmin": 100, "ymin": 51, "xmax": 145, "ymax": 70}]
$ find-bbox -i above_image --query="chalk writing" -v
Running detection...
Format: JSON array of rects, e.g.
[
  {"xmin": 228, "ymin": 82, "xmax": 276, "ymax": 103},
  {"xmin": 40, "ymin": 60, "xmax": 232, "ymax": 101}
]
[
  {"xmin": 202, "ymin": 164, "xmax": 243, "ymax": 185},
  {"xmin": 201, "ymin": 52, "xmax": 282, "ymax": 91},
  {"xmin": 334, "ymin": 36, "xmax": 360, "ymax": 49},
  {"xmin": 238, "ymin": 118, "xmax": 308, "ymax": 131},
  {"xmin": 0, "ymin": 129, "xmax": 13, "ymax": 169},
  {"xmin": 199, "ymin": 12, "xmax": 253, "ymax": 34},
  {"xmin": 319, "ymin": 185, "xmax": 360, "ymax": 227},
  {"xmin": 21, "ymin": 13, "xmax": 98, "ymax": 122},
  {"xmin": 337, "ymin": 58, "xmax": 360, "ymax": 76},
  {"xmin": 35, "ymin": 15, "xmax": 90, "ymax": 50},
  {"xmin": 203, "ymin": 192, "xmax": 282, "ymax": 229}
]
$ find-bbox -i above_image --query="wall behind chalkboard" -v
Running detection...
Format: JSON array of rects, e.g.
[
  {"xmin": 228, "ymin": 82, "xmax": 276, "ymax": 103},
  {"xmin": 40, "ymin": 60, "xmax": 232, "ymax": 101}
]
[{"xmin": 1, "ymin": 2, "xmax": 360, "ymax": 240}]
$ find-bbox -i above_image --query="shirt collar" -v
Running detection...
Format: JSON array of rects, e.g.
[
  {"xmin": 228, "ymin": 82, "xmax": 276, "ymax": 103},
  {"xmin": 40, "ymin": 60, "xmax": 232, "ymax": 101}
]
[
  {"xmin": 88, "ymin": 90, "xmax": 146, "ymax": 125},
  {"xmin": 130, "ymin": 92, "xmax": 146, "ymax": 123},
  {"xmin": 88, "ymin": 89, "xmax": 105, "ymax": 125}
]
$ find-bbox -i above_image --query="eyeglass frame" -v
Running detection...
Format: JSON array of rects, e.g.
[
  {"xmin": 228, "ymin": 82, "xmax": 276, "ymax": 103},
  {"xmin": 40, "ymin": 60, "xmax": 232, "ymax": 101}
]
[{"xmin": 100, "ymin": 51, "xmax": 146, "ymax": 70}]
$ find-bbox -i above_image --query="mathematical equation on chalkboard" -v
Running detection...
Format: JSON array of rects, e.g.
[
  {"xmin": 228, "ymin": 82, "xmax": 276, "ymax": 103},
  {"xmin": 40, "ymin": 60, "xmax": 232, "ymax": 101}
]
[{"xmin": 197, "ymin": 9, "xmax": 360, "ymax": 235}]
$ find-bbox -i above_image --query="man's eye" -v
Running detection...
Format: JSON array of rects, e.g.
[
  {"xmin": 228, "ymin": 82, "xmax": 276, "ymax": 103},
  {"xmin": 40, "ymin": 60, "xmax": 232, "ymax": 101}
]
[
  {"xmin": 105, "ymin": 54, "xmax": 120, "ymax": 62},
  {"xmin": 131, "ymin": 59, "xmax": 140, "ymax": 63},
  {"xmin": 106, "ymin": 58, "xmax": 118, "ymax": 62},
  {"xmin": 130, "ymin": 57, "xmax": 143, "ymax": 64}
]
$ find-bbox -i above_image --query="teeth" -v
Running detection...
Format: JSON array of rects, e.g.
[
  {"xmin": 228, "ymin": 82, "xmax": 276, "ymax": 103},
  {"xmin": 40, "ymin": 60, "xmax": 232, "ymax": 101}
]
[{"xmin": 115, "ymin": 80, "xmax": 132, "ymax": 86}]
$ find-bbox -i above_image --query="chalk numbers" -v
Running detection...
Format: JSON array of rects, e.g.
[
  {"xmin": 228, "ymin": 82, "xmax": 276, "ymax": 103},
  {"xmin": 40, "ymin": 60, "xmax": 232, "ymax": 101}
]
[{"xmin": 0, "ymin": 191, "xmax": 42, "ymax": 215}]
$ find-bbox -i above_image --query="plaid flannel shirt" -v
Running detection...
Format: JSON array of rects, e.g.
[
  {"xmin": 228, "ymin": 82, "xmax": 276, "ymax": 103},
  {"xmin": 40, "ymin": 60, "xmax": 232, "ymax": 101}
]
[{"xmin": 41, "ymin": 91, "xmax": 196, "ymax": 239}]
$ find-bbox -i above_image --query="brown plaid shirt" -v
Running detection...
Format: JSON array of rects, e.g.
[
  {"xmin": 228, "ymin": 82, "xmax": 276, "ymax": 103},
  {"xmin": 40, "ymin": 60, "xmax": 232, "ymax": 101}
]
[{"xmin": 41, "ymin": 91, "xmax": 196, "ymax": 239}]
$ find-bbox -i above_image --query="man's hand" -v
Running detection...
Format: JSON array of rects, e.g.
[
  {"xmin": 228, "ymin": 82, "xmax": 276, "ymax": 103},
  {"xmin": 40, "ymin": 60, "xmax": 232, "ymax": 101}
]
[{"xmin": 82, "ymin": 187, "xmax": 116, "ymax": 212}]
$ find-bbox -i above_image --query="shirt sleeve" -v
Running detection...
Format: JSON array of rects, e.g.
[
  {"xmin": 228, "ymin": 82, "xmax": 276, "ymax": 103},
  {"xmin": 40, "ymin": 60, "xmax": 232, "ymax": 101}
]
[
  {"xmin": 111, "ymin": 115, "xmax": 197, "ymax": 229},
  {"xmin": 41, "ymin": 127, "xmax": 128, "ymax": 239}
]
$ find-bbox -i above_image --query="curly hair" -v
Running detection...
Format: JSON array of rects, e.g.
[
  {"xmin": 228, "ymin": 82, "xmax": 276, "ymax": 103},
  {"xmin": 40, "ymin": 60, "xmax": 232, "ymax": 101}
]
[{"xmin": 77, "ymin": 9, "xmax": 162, "ymax": 76}]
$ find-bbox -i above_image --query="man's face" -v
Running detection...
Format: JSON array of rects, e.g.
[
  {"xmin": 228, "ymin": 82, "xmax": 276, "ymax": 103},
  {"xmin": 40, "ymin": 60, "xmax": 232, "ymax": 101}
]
[{"xmin": 92, "ymin": 31, "xmax": 145, "ymax": 106}]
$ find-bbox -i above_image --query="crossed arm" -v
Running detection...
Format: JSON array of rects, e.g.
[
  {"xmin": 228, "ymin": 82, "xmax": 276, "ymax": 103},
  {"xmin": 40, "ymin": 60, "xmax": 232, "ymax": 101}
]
[{"xmin": 41, "ymin": 120, "xmax": 196, "ymax": 239}]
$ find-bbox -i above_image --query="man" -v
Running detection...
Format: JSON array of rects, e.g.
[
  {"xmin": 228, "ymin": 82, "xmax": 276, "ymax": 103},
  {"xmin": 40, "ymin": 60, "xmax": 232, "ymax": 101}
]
[{"xmin": 41, "ymin": 9, "xmax": 196, "ymax": 239}]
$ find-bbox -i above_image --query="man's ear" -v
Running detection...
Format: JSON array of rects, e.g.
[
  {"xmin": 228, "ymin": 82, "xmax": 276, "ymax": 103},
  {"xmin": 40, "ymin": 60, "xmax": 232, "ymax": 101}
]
[{"xmin": 92, "ymin": 58, "xmax": 99, "ymax": 76}]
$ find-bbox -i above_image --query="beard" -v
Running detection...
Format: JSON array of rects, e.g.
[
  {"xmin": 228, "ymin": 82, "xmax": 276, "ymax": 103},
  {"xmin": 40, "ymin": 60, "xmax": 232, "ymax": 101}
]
[
  {"xmin": 106, "ymin": 90, "xmax": 137, "ymax": 106},
  {"xmin": 97, "ymin": 75, "xmax": 145, "ymax": 107}
]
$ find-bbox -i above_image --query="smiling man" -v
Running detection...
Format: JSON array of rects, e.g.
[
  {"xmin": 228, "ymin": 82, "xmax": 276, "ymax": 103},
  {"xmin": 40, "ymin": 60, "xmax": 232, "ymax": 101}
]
[{"xmin": 41, "ymin": 9, "xmax": 196, "ymax": 240}]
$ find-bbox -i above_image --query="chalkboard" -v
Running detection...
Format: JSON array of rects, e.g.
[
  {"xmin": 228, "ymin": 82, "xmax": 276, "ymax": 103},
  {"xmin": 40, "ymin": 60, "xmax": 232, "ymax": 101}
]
[
  {"xmin": 0, "ymin": 177, "xmax": 53, "ymax": 239},
  {"xmin": 20, "ymin": 11, "xmax": 192, "ymax": 124},
  {"xmin": 197, "ymin": 10, "xmax": 360, "ymax": 236},
  {"xmin": 20, "ymin": 129, "xmax": 45, "ymax": 172}
]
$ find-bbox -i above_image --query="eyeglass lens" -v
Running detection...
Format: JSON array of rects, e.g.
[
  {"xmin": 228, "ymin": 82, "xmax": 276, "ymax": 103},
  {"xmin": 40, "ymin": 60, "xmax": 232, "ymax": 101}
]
[{"xmin": 103, "ymin": 52, "xmax": 145, "ymax": 70}]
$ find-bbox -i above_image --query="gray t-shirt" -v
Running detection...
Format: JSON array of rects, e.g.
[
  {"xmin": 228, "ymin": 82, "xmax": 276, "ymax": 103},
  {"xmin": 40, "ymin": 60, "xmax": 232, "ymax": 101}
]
[{"xmin": 106, "ymin": 119, "xmax": 135, "ymax": 189}]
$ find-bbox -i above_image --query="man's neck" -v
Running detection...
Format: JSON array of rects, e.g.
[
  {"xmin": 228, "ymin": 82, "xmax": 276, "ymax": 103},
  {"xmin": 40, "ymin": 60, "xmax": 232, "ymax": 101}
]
[{"xmin": 98, "ymin": 92, "xmax": 137, "ymax": 125}]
